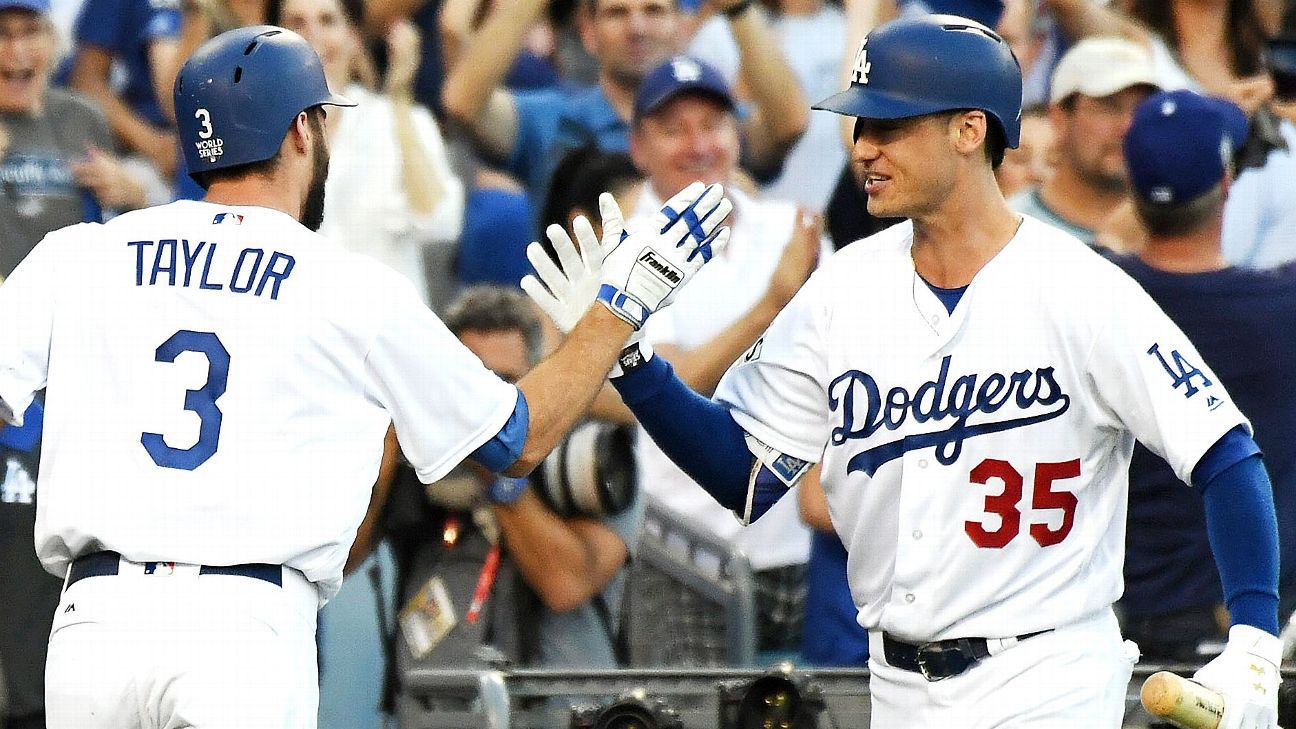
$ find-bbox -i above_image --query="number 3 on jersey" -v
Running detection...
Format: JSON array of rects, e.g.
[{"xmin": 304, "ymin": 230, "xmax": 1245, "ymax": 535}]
[
  {"xmin": 965, "ymin": 458, "xmax": 1080, "ymax": 549},
  {"xmin": 140, "ymin": 330, "xmax": 230, "ymax": 471}
]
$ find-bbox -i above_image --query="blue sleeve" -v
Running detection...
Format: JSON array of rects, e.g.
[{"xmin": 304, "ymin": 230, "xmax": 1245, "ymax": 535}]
[
  {"xmin": 612, "ymin": 355, "xmax": 753, "ymax": 512},
  {"xmin": 1191, "ymin": 424, "xmax": 1259, "ymax": 485},
  {"xmin": 74, "ymin": 0, "xmax": 124, "ymax": 50},
  {"xmin": 507, "ymin": 89, "xmax": 563, "ymax": 188},
  {"xmin": 469, "ymin": 388, "xmax": 529, "ymax": 473},
  {"xmin": 1198, "ymin": 444, "xmax": 1280, "ymax": 634}
]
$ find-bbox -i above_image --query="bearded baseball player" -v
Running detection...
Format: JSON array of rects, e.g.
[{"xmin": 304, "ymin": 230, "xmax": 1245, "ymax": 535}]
[
  {"xmin": 0, "ymin": 25, "xmax": 731, "ymax": 729},
  {"xmin": 528, "ymin": 14, "xmax": 1282, "ymax": 729}
]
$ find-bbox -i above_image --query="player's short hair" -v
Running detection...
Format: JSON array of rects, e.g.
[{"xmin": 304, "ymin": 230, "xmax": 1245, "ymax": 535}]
[
  {"xmin": 190, "ymin": 151, "xmax": 282, "ymax": 191},
  {"xmin": 1133, "ymin": 182, "xmax": 1226, "ymax": 237},
  {"xmin": 982, "ymin": 113, "xmax": 1008, "ymax": 169},
  {"xmin": 443, "ymin": 286, "xmax": 544, "ymax": 366},
  {"xmin": 190, "ymin": 105, "xmax": 325, "ymax": 190}
]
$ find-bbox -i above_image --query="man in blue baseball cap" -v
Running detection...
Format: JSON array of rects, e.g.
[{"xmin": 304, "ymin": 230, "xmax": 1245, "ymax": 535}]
[
  {"xmin": 1124, "ymin": 89, "xmax": 1247, "ymax": 225},
  {"xmin": 626, "ymin": 56, "xmax": 826, "ymax": 660},
  {"xmin": 1116, "ymin": 90, "xmax": 1296, "ymax": 683}
]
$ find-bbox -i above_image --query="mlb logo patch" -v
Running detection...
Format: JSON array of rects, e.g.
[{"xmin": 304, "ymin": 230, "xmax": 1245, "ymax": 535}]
[{"xmin": 213, "ymin": 212, "xmax": 244, "ymax": 225}]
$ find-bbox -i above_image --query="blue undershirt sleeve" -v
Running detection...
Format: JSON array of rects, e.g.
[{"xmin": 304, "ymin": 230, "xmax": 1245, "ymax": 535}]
[
  {"xmin": 469, "ymin": 388, "xmax": 530, "ymax": 473},
  {"xmin": 1196, "ymin": 429, "xmax": 1279, "ymax": 633},
  {"xmin": 1191, "ymin": 424, "xmax": 1259, "ymax": 485},
  {"xmin": 611, "ymin": 355, "xmax": 752, "ymax": 511}
]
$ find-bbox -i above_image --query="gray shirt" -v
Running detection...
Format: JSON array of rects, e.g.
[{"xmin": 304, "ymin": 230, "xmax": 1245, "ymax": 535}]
[
  {"xmin": 0, "ymin": 88, "xmax": 114, "ymax": 277},
  {"xmin": 1008, "ymin": 187, "xmax": 1097, "ymax": 247}
]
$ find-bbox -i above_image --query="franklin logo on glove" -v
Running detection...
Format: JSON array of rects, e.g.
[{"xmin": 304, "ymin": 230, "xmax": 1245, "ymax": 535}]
[{"xmin": 638, "ymin": 251, "xmax": 683, "ymax": 285}]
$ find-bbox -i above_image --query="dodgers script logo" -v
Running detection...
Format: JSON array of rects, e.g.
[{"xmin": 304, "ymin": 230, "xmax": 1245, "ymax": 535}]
[{"xmin": 829, "ymin": 355, "xmax": 1071, "ymax": 476}]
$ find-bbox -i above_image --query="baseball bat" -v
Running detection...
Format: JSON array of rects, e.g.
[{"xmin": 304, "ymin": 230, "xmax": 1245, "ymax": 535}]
[{"xmin": 1141, "ymin": 672, "xmax": 1224, "ymax": 729}]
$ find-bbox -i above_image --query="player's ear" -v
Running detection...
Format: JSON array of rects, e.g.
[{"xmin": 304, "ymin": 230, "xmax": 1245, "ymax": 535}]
[
  {"xmin": 951, "ymin": 110, "xmax": 988, "ymax": 157},
  {"xmin": 289, "ymin": 111, "xmax": 312, "ymax": 155}
]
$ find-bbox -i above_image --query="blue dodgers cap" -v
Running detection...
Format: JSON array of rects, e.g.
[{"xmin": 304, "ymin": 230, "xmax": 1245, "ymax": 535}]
[
  {"xmin": 0, "ymin": 0, "xmax": 50, "ymax": 12},
  {"xmin": 633, "ymin": 56, "xmax": 735, "ymax": 122},
  {"xmin": 1124, "ymin": 90, "xmax": 1249, "ymax": 205},
  {"xmin": 813, "ymin": 14, "xmax": 1023, "ymax": 147}
]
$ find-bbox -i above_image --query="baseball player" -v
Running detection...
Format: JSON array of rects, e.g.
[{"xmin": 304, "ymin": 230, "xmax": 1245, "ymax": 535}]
[
  {"xmin": 0, "ymin": 26, "xmax": 731, "ymax": 729},
  {"xmin": 529, "ymin": 14, "xmax": 1283, "ymax": 729}
]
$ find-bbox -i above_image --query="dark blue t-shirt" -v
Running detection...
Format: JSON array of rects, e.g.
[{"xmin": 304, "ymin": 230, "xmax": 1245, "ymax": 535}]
[
  {"xmin": 1113, "ymin": 255, "xmax": 1296, "ymax": 618},
  {"xmin": 801, "ymin": 530, "xmax": 869, "ymax": 666},
  {"xmin": 74, "ymin": 0, "xmax": 181, "ymax": 128}
]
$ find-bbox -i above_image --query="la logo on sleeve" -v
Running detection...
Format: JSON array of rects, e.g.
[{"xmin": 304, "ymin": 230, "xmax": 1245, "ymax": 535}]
[{"xmin": 1147, "ymin": 343, "xmax": 1214, "ymax": 399}]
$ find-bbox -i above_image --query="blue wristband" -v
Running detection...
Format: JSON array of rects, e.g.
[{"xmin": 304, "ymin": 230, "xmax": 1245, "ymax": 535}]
[
  {"xmin": 597, "ymin": 284, "xmax": 651, "ymax": 329},
  {"xmin": 487, "ymin": 476, "xmax": 529, "ymax": 505}
]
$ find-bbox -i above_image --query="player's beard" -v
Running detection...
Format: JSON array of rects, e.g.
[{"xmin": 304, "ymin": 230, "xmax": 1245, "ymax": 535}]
[{"xmin": 301, "ymin": 116, "xmax": 331, "ymax": 232}]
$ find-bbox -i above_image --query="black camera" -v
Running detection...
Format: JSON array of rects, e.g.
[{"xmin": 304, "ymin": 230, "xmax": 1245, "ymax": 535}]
[
  {"xmin": 570, "ymin": 690, "xmax": 683, "ymax": 729},
  {"xmin": 719, "ymin": 664, "xmax": 825, "ymax": 729},
  {"xmin": 1267, "ymin": 36, "xmax": 1296, "ymax": 102},
  {"xmin": 531, "ymin": 421, "xmax": 638, "ymax": 519}
]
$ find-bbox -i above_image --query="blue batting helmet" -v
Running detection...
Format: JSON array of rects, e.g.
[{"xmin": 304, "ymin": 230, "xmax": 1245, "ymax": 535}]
[
  {"xmin": 813, "ymin": 14, "xmax": 1023, "ymax": 148},
  {"xmin": 175, "ymin": 26, "xmax": 355, "ymax": 185}
]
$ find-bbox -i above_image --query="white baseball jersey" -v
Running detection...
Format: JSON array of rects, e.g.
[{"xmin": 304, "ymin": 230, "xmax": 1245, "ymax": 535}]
[
  {"xmin": 716, "ymin": 215, "xmax": 1246, "ymax": 642},
  {"xmin": 0, "ymin": 200, "xmax": 518, "ymax": 600}
]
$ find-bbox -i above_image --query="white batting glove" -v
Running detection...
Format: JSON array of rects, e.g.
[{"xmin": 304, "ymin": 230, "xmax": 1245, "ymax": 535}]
[
  {"xmin": 520, "ymin": 215, "xmax": 606, "ymax": 334},
  {"xmin": 596, "ymin": 181, "xmax": 732, "ymax": 330},
  {"xmin": 515, "ymin": 203, "xmax": 654, "ymax": 376},
  {"xmin": 1193, "ymin": 624, "xmax": 1282, "ymax": 729}
]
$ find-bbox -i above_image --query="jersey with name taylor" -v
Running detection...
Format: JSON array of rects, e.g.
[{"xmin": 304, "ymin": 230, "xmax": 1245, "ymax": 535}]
[
  {"xmin": 0, "ymin": 200, "xmax": 518, "ymax": 600},
  {"xmin": 715, "ymin": 215, "xmax": 1246, "ymax": 642}
]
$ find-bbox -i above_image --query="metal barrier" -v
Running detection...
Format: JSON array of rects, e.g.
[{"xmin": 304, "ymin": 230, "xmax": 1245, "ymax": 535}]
[
  {"xmin": 623, "ymin": 498, "xmax": 757, "ymax": 668},
  {"xmin": 399, "ymin": 665, "xmax": 1296, "ymax": 729}
]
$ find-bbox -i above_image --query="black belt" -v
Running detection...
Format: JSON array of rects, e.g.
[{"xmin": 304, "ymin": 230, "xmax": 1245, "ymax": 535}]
[
  {"xmin": 883, "ymin": 629, "xmax": 1052, "ymax": 681},
  {"xmin": 67, "ymin": 551, "xmax": 283, "ymax": 588}
]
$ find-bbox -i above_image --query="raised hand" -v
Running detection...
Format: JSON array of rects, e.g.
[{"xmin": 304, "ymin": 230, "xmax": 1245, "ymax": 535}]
[
  {"xmin": 520, "ymin": 215, "xmax": 605, "ymax": 334},
  {"xmin": 596, "ymin": 181, "xmax": 732, "ymax": 329}
]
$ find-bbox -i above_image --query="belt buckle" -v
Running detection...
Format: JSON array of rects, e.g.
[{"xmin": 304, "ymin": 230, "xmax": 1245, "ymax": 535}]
[{"xmin": 915, "ymin": 641, "xmax": 950, "ymax": 682}]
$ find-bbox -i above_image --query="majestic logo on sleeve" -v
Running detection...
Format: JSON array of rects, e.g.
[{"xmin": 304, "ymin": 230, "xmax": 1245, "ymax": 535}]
[{"xmin": 828, "ymin": 355, "xmax": 1071, "ymax": 476}]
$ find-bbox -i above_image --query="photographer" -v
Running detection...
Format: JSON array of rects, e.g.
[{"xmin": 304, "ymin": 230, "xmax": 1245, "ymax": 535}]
[{"xmin": 347, "ymin": 286, "xmax": 642, "ymax": 718}]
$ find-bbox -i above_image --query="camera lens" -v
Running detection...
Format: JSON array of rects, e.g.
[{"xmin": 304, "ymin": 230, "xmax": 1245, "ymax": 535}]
[{"xmin": 595, "ymin": 424, "xmax": 636, "ymax": 515}]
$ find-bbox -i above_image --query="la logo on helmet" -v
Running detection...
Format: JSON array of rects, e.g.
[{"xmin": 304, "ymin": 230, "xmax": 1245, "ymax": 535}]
[{"xmin": 851, "ymin": 38, "xmax": 872, "ymax": 84}]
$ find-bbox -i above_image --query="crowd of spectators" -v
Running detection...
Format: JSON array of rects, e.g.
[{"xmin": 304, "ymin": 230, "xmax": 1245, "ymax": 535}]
[{"xmin": 4, "ymin": 0, "xmax": 1296, "ymax": 727}]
